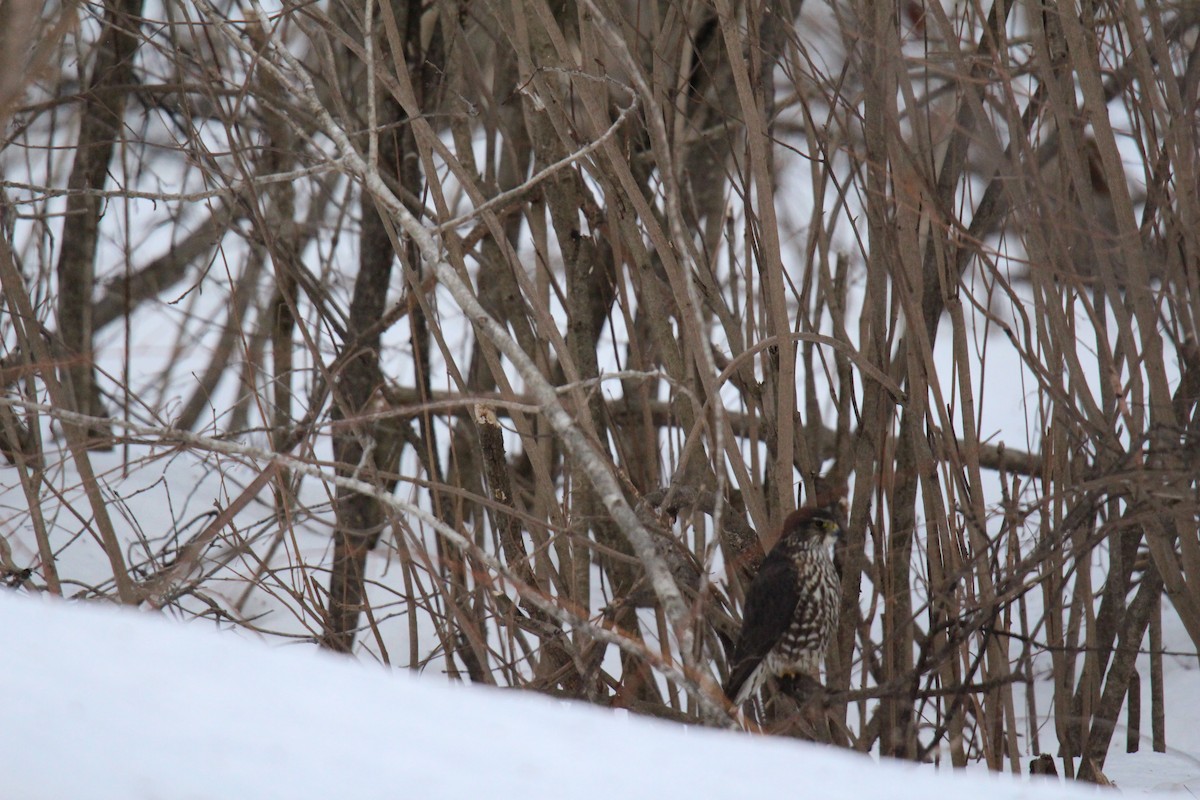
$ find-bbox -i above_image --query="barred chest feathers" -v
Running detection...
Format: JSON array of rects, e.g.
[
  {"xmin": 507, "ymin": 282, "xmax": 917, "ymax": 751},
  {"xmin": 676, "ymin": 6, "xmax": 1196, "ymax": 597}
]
[{"xmin": 765, "ymin": 540, "xmax": 840, "ymax": 679}]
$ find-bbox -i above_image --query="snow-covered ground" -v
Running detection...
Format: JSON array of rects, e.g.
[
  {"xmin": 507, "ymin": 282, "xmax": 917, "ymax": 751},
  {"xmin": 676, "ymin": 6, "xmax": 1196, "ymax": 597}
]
[{"xmin": 2, "ymin": 592, "xmax": 1196, "ymax": 799}]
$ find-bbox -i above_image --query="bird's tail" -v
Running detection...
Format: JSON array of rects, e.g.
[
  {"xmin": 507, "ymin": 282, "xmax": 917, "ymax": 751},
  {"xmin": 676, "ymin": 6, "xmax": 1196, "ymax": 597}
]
[{"xmin": 723, "ymin": 660, "xmax": 765, "ymax": 706}]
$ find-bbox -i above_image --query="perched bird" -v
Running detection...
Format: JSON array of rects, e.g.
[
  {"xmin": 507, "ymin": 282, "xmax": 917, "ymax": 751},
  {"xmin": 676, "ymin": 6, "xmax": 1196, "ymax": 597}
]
[{"xmin": 723, "ymin": 506, "xmax": 843, "ymax": 705}]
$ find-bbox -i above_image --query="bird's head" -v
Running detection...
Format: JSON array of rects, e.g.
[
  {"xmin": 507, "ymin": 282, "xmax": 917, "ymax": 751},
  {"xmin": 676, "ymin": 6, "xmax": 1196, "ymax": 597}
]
[{"xmin": 781, "ymin": 506, "xmax": 844, "ymax": 548}]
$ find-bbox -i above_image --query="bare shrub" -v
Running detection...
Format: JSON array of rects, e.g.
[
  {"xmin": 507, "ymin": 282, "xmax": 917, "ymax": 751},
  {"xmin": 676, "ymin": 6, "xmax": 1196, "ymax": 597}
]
[{"xmin": 2, "ymin": 0, "xmax": 1198, "ymax": 775}]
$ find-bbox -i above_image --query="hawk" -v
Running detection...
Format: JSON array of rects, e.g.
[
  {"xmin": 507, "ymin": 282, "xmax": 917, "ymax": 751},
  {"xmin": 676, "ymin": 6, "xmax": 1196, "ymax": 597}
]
[{"xmin": 723, "ymin": 506, "xmax": 843, "ymax": 705}]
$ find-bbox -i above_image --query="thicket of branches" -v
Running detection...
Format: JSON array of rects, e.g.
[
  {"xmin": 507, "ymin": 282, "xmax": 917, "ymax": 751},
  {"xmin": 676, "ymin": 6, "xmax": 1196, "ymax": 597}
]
[{"xmin": 3, "ymin": 0, "xmax": 1199, "ymax": 778}]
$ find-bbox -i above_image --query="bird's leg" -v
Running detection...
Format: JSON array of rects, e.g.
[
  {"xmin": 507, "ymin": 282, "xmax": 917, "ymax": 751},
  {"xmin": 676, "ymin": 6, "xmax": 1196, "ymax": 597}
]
[
  {"xmin": 779, "ymin": 673, "xmax": 824, "ymax": 702},
  {"xmin": 769, "ymin": 674, "xmax": 833, "ymax": 742}
]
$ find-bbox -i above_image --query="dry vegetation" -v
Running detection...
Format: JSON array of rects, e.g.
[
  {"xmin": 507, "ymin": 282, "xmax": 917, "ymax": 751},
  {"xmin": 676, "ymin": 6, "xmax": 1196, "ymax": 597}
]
[{"xmin": 2, "ymin": 0, "xmax": 1199, "ymax": 779}]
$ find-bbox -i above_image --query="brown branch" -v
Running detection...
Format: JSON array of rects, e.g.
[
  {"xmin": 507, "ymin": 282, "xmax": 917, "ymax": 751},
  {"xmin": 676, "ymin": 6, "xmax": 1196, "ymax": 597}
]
[{"xmin": 372, "ymin": 384, "xmax": 1042, "ymax": 476}]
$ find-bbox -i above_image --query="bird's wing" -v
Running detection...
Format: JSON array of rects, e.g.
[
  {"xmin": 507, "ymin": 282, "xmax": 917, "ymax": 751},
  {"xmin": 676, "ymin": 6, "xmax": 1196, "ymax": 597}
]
[{"xmin": 723, "ymin": 548, "xmax": 799, "ymax": 700}]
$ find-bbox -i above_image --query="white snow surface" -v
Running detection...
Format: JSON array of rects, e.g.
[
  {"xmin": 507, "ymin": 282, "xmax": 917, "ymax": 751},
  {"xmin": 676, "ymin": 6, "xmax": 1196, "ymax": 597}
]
[{"xmin": 3, "ymin": 593, "xmax": 1189, "ymax": 800}]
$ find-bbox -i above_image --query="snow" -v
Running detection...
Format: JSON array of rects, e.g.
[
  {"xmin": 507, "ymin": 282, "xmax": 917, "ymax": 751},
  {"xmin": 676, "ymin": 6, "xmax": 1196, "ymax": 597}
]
[{"xmin": 1, "ymin": 593, "xmax": 1189, "ymax": 800}]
